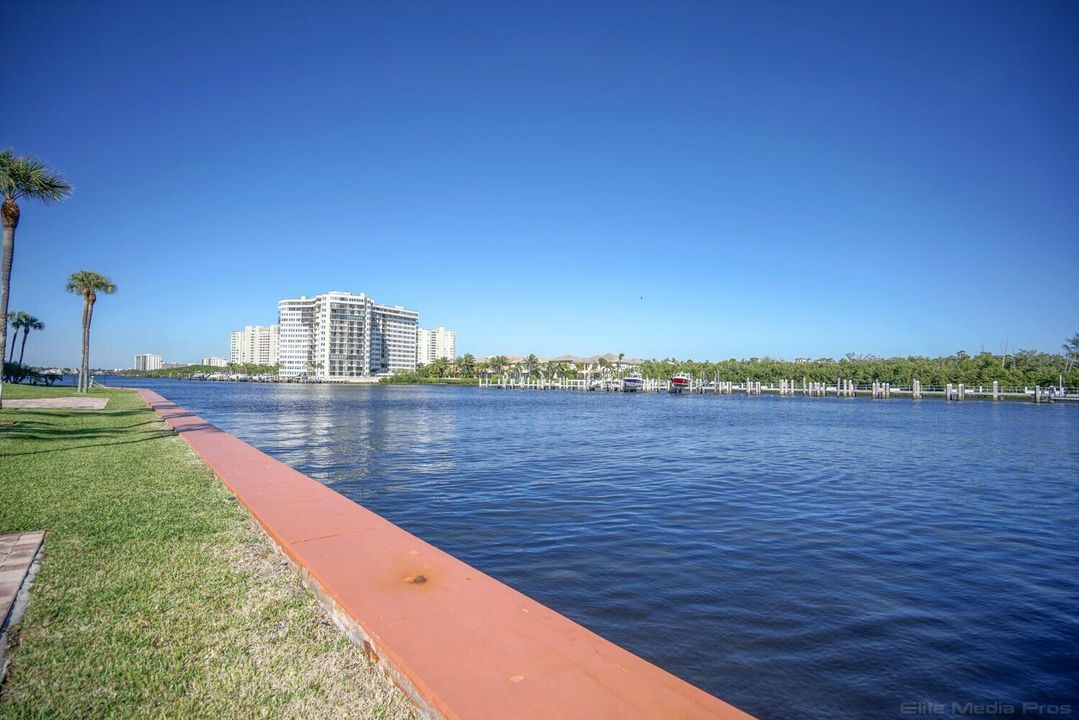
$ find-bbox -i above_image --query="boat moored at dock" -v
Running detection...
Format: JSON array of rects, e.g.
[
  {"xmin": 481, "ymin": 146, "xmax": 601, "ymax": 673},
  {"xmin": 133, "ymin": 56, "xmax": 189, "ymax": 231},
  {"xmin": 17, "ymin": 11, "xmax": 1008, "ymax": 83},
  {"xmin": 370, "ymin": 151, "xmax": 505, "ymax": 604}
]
[
  {"xmin": 623, "ymin": 376, "xmax": 644, "ymax": 392},
  {"xmin": 669, "ymin": 372, "xmax": 691, "ymax": 394}
]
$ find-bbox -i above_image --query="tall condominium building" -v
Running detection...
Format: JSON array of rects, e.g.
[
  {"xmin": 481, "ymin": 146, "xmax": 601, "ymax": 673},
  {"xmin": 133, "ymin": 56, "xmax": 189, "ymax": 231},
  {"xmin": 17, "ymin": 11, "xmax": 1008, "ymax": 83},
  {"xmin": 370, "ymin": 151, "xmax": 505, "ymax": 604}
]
[
  {"xmin": 277, "ymin": 296, "xmax": 316, "ymax": 377},
  {"xmin": 416, "ymin": 326, "xmax": 457, "ymax": 365},
  {"xmin": 277, "ymin": 291, "xmax": 419, "ymax": 380},
  {"xmin": 229, "ymin": 325, "xmax": 279, "ymax": 365},
  {"xmin": 133, "ymin": 353, "xmax": 163, "ymax": 371},
  {"xmin": 200, "ymin": 356, "xmax": 228, "ymax": 367}
]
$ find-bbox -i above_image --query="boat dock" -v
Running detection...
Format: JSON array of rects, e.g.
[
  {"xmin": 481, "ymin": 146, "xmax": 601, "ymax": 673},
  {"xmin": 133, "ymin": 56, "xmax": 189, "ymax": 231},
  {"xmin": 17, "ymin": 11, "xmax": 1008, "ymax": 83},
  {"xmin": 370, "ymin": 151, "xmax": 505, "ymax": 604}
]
[{"xmin": 478, "ymin": 375, "xmax": 1074, "ymax": 403}]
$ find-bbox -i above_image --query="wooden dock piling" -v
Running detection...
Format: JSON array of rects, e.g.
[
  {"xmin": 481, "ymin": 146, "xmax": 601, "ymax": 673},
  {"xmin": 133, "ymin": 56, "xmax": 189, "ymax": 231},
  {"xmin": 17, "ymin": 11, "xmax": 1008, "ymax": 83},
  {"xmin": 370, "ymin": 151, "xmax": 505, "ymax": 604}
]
[{"xmin": 478, "ymin": 371, "xmax": 1062, "ymax": 403}]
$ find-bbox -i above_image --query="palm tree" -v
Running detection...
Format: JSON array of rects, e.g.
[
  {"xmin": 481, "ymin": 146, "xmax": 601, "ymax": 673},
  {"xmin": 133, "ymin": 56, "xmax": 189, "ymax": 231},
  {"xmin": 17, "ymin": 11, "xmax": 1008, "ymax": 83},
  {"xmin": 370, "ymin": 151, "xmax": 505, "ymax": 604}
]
[
  {"xmin": 458, "ymin": 353, "xmax": 476, "ymax": 378},
  {"xmin": 525, "ymin": 353, "xmax": 540, "ymax": 378},
  {"xmin": 1064, "ymin": 332, "xmax": 1079, "ymax": 375},
  {"xmin": 430, "ymin": 357, "xmax": 448, "ymax": 378},
  {"xmin": 66, "ymin": 271, "xmax": 116, "ymax": 393},
  {"xmin": 0, "ymin": 149, "xmax": 72, "ymax": 408},
  {"xmin": 17, "ymin": 313, "xmax": 44, "ymax": 366},
  {"xmin": 7, "ymin": 311, "xmax": 28, "ymax": 363},
  {"xmin": 489, "ymin": 355, "xmax": 508, "ymax": 378},
  {"xmin": 304, "ymin": 360, "xmax": 324, "ymax": 379}
]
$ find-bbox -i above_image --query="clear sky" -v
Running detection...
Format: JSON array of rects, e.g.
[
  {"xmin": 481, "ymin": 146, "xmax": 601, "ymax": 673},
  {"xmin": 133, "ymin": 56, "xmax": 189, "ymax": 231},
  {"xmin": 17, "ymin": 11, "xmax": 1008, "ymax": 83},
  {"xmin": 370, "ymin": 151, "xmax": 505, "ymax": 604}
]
[{"xmin": 2, "ymin": 1, "xmax": 1076, "ymax": 368}]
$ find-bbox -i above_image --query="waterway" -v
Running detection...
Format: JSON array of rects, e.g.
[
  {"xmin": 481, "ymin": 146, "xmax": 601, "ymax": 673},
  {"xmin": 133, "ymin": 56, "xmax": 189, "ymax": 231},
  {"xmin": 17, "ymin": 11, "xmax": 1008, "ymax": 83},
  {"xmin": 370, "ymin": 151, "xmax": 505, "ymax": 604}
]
[{"xmin": 109, "ymin": 378, "xmax": 1079, "ymax": 719}]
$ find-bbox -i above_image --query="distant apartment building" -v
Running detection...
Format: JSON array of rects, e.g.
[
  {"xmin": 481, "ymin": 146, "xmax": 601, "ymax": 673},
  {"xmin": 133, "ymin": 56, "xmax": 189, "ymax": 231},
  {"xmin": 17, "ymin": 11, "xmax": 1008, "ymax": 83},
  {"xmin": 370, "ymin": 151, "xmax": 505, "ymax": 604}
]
[
  {"xmin": 229, "ymin": 325, "xmax": 279, "ymax": 366},
  {"xmin": 133, "ymin": 353, "xmax": 163, "ymax": 371},
  {"xmin": 277, "ymin": 291, "xmax": 419, "ymax": 380},
  {"xmin": 201, "ymin": 356, "xmax": 228, "ymax": 367},
  {"xmin": 417, "ymin": 326, "xmax": 457, "ymax": 365}
]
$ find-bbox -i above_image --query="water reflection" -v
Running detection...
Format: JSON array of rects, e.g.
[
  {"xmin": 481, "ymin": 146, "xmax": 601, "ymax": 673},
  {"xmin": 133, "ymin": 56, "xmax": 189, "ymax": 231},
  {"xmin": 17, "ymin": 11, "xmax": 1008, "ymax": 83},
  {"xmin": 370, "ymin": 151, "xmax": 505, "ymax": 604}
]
[{"xmin": 112, "ymin": 378, "xmax": 1079, "ymax": 720}]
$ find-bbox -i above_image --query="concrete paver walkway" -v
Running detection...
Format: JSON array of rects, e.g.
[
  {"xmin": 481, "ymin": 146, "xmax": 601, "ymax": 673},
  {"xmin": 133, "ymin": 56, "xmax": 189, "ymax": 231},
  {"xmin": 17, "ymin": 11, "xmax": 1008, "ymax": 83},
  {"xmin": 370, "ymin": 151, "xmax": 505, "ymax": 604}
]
[
  {"xmin": 0, "ymin": 532, "xmax": 44, "ymax": 629},
  {"xmin": 2, "ymin": 397, "xmax": 108, "ymax": 410}
]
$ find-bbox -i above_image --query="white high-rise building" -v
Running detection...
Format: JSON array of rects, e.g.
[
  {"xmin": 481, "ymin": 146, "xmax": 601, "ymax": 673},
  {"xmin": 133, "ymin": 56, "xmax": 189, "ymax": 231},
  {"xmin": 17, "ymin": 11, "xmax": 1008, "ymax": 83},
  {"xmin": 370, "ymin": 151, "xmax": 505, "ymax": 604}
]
[
  {"xmin": 229, "ymin": 325, "xmax": 279, "ymax": 366},
  {"xmin": 201, "ymin": 356, "xmax": 228, "ymax": 367},
  {"xmin": 133, "ymin": 353, "xmax": 163, "ymax": 371},
  {"xmin": 277, "ymin": 296, "xmax": 317, "ymax": 378},
  {"xmin": 417, "ymin": 327, "xmax": 457, "ymax": 365},
  {"xmin": 277, "ymin": 291, "xmax": 419, "ymax": 381}
]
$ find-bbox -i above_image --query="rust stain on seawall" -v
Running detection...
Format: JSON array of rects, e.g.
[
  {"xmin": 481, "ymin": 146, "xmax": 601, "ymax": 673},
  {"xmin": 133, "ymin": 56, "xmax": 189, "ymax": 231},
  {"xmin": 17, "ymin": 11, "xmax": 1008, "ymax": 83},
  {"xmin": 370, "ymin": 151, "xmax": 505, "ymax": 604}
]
[{"xmin": 134, "ymin": 388, "xmax": 756, "ymax": 720}]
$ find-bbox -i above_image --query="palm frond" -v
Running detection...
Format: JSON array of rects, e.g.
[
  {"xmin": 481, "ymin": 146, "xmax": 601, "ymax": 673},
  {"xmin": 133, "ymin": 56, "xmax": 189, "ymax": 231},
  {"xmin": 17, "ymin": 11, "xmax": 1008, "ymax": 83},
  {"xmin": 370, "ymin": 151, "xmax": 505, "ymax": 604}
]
[
  {"xmin": 0, "ymin": 148, "xmax": 74, "ymax": 202},
  {"xmin": 22, "ymin": 313, "xmax": 44, "ymax": 331},
  {"xmin": 7, "ymin": 310, "xmax": 31, "ymax": 329},
  {"xmin": 66, "ymin": 270, "xmax": 117, "ymax": 294}
]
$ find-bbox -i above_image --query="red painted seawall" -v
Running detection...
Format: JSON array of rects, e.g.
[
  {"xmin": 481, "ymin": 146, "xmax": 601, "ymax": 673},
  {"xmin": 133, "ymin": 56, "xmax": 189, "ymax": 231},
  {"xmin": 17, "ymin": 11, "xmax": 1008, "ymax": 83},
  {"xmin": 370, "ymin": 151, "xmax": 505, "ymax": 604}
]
[{"xmin": 135, "ymin": 388, "xmax": 754, "ymax": 720}]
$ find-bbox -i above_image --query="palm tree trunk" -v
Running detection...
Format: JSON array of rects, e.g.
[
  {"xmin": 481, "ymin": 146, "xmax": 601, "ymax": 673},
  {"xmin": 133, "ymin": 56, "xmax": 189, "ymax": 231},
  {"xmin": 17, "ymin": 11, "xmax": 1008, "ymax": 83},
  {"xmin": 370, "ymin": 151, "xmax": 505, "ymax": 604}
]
[
  {"xmin": 80, "ymin": 294, "xmax": 91, "ymax": 392},
  {"xmin": 84, "ymin": 297, "xmax": 95, "ymax": 392},
  {"xmin": 0, "ymin": 198, "xmax": 18, "ymax": 408},
  {"xmin": 19, "ymin": 327, "xmax": 30, "ymax": 366},
  {"xmin": 8, "ymin": 325, "xmax": 19, "ymax": 364}
]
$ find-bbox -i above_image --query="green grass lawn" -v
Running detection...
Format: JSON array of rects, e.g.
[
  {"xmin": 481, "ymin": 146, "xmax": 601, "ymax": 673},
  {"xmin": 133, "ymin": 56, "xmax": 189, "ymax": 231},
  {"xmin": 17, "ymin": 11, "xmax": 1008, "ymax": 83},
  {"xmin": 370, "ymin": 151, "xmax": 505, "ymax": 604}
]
[
  {"xmin": 0, "ymin": 383, "xmax": 83, "ymax": 400},
  {"xmin": 0, "ymin": 384, "xmax": 413, "ymax": 719}
]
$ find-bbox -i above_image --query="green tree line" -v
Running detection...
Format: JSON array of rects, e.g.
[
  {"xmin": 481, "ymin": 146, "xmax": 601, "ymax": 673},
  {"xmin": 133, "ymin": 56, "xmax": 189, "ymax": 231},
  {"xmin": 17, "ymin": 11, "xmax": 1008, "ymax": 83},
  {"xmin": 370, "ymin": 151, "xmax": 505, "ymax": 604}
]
[
  {"xmin": 399, "ymin": 335, "xmax": 1079, "ymax": 388},
  {"xmin": 638, "ymin": 347, "xmax": 1078, "ymax": 388},
  {"xmin": 118, "ymin": 363, "xmax": 281, "ymax": 378}
]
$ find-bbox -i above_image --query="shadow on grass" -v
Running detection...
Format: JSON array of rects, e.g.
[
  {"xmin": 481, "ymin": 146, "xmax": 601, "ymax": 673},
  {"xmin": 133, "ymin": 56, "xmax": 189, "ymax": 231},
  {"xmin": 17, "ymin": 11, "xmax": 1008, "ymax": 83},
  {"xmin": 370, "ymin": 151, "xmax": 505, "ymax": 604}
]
[
  {"xmin": 0, "ymin": 432, "xmax": 173, "ymax": 457},
  {"xmin": 0, "ymin": 422, "xmax": 221, "ymax": 457},
  {"xmin": 0, "ymin": 419, "xmax": 172, "ymax": 441},
  {"xmin": 1, "ymin": 417, "xmax": 164, "ymax": 432}
]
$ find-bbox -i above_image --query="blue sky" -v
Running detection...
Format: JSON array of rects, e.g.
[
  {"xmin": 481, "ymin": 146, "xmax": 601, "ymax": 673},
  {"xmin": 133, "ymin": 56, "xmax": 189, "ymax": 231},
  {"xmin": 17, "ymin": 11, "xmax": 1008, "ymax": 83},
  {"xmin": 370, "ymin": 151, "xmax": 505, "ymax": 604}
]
[{"xmin": 2, "ymin": 1, "xmax": 1076, "ymax": 368}]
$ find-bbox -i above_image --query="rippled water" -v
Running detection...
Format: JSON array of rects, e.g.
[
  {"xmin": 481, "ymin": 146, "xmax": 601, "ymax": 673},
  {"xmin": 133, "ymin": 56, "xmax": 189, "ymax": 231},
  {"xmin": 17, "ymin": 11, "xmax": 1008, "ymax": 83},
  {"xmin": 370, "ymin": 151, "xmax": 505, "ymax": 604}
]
[{"xmin": 112, "ymin": 378, "xmax": 1079, "ymax": 719}]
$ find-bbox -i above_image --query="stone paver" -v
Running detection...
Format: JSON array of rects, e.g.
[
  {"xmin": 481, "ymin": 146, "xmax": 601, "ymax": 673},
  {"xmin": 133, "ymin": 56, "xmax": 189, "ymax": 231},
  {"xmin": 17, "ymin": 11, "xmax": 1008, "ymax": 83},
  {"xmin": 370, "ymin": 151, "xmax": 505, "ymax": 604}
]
[
  {"xmin": 3, "ymin": 397, "xmax": 108, "ymax": 410},
  {"xmin": 0, "ymin": 531, "xmax": 45, "ymax": 629},
  {"xmin": 136, "ymin": 388, "xmax": 754, "ymax": 720}
]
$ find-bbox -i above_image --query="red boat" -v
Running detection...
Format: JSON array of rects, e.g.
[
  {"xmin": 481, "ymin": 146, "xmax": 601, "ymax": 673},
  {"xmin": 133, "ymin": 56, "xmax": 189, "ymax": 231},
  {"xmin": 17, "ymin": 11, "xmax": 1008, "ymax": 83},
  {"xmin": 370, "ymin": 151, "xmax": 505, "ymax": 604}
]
[{"xmin": 669, "ymin": 372, "xmax": 691, "ymax": 394}]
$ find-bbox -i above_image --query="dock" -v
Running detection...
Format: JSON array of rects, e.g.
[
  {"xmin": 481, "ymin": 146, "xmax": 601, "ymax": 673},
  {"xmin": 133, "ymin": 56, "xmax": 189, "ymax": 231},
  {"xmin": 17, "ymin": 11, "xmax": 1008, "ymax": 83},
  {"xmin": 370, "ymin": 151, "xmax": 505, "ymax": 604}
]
[{"xmin": 478, "ymin": 375, "xmax": 1074, "ymax": 403}]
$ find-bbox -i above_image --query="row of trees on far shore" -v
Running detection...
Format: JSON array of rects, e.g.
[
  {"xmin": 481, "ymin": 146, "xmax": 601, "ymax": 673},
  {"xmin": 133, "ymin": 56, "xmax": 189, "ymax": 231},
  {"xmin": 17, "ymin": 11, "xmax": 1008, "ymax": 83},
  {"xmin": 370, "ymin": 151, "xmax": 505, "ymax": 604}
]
[
  {"xmin": 118, "ymin": 363, "xmax": 282, "ymax": 378},
  {"xmin": 635, "ymin": 345, "xmax": 1079, "ymax": 388},
  {"xmin": 402, "ymin": 340, "xmax": 1079, "ymax": 388},
  {"xmin": 407, "ymin": 353, "xmax": 622, "ymax": 381}
]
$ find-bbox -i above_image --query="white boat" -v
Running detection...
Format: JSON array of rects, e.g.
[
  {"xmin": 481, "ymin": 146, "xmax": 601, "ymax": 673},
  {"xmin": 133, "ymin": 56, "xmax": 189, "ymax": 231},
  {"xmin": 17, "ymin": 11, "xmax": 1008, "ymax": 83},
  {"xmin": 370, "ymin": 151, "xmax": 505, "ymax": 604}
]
[
  {"xmin": 669, "ymin": 372, "xmax": 691, "ymax": 394},
  {"xmin": 622, "ymin": 376, "xmax": 644, "ymax": 392}
]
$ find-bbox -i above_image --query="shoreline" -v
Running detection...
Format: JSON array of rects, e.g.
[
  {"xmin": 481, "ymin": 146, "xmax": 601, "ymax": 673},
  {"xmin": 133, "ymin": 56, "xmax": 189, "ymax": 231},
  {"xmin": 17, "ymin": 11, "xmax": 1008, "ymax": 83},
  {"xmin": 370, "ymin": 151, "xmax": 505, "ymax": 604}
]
[
  {"xmin": 135, "ymin": 386, "xmax": 755, "ymax": 720},
  {"xmin": 104, "ymin": 375, "xmax": 1077, "ymax": 404}
]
